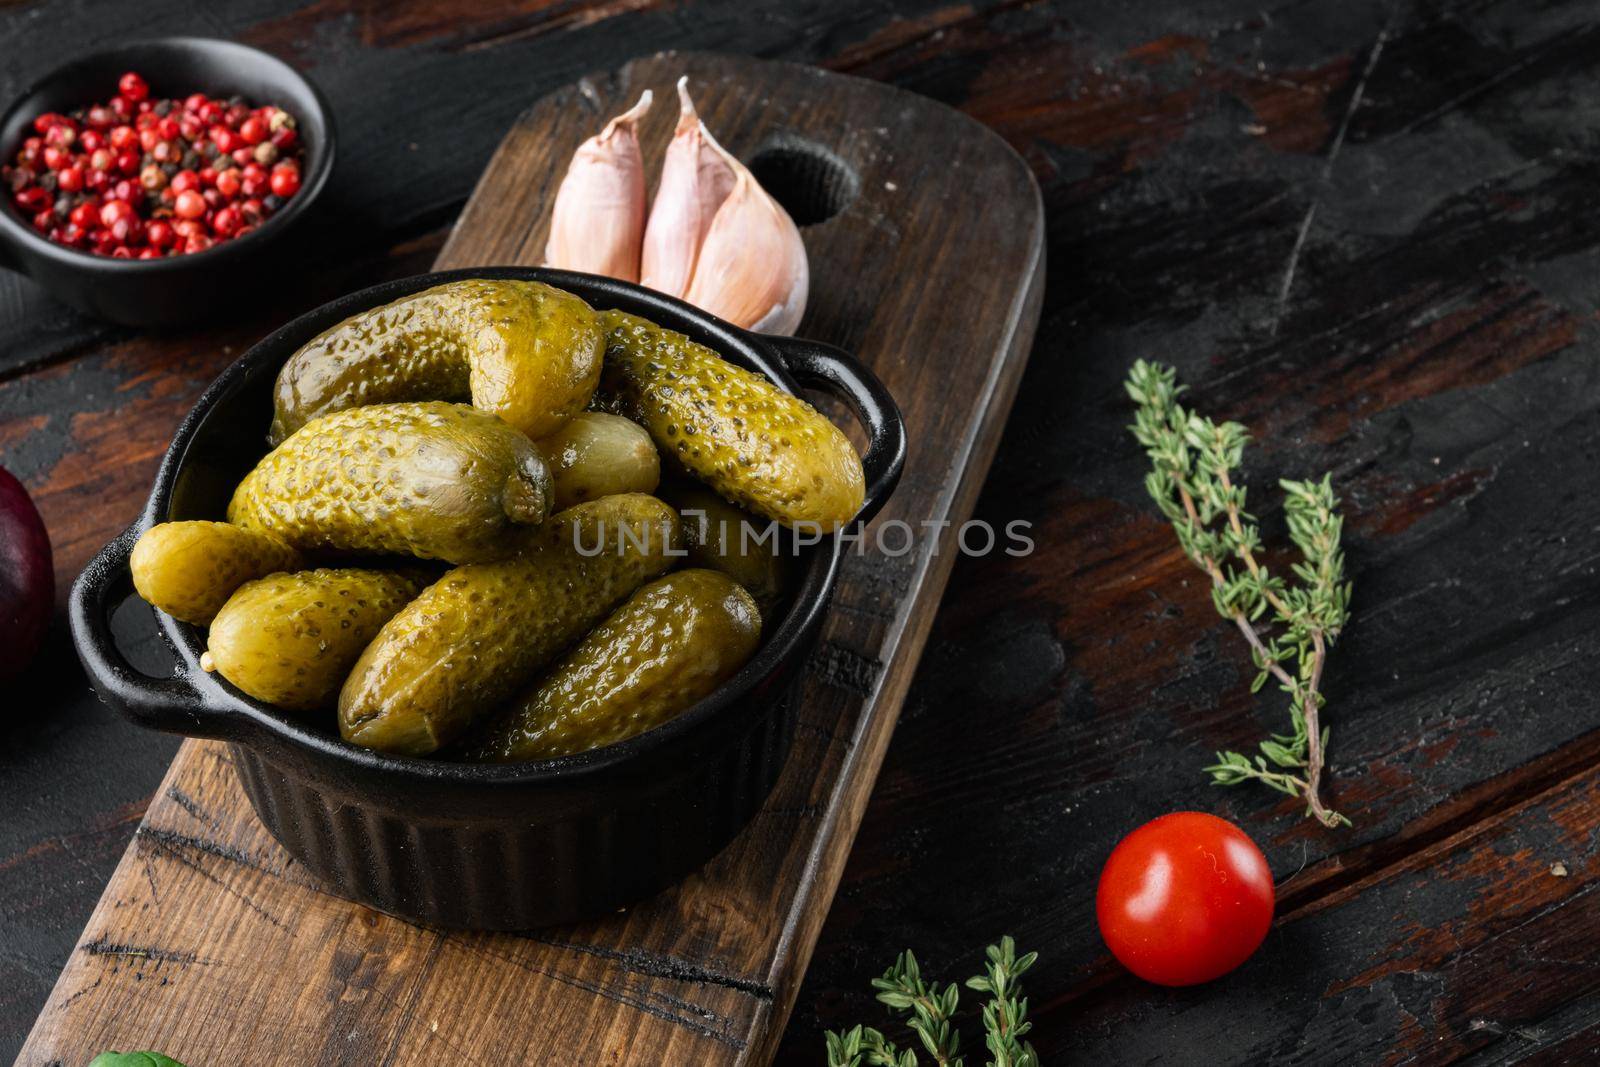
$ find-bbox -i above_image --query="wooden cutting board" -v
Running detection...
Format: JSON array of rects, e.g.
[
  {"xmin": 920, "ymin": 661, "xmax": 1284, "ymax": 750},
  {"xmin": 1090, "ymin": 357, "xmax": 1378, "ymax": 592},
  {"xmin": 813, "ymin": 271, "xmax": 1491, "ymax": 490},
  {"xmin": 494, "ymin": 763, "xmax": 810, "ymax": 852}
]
[{"xmin": 20, "ymin": 51, "xmax": 1042, "ymax": 1066}]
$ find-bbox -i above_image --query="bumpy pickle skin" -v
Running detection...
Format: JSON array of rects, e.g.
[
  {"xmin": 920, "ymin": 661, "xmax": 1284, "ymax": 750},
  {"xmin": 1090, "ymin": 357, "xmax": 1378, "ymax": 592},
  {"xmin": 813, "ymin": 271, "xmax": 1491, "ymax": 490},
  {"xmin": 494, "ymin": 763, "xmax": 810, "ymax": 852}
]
[
  {"xmin": 338, "ymin": 493, "xmax": 682, "ymax": 756},
  {"xmin": 130, "ymin": 521, "xmax": 303, "ymax": 625},
  {"xmin": 596, "ymin": 310, "xmax": 865, "ymax": 529},
  {"xmin": 658, "ymin": 482, "xmax": 792, "ymax": 613},
  {"xmin": 537, "ymin": 411, "xmax": 661, "ymax": 510},
  {"xmin": 464, "ymin": 569, "xmax": 761, "ymax": 762},
  {"xmin": 203, "ymin": 568, "xmax": 427, "ymax": 712},
  {"xmin": 228, "ymin": 401, "xmax": 554, "ymax": 564},
  {"xmin": 269, "ymin": 279, "xmax": 604, "ymax": 444}
]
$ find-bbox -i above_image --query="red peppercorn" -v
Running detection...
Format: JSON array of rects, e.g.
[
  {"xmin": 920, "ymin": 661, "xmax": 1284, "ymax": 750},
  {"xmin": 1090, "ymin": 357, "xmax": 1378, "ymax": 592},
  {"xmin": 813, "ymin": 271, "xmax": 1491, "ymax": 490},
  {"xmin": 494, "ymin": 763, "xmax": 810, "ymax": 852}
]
[
  {"xmin": 198, "ymin": 165, "xmax": 217, "ymax": 187},
  {"xmin": 110, "ymin": 216, "xmax": 144, "ymax": 246},
  {"xmin": 15, "ymin": 185, "xmax": 51, "ymax": 212},
  {"xmin": 79, "ymin": 129, "xmax": 105, "ymax": 153},
  {"xmin": 270, "ymin": 126, "xmax": 298, "ymax": 151},
  {"xmin": 85, "ymin": 168, "xmax": 110, "ymax": 192},
  {"xmin": 184, "ymin": 233, "xmax": 214, "ymax": 254},
  {"xmin": 69, "ymin": 202, "xmax": 99, "ymax": 229},
  {"xmin": 42, "ymin": 146, "xmax": 70, "ymax": 171},
  {"xmin": 32, "ymin": 112, "xmax": 62, "ymax": 134},
  {"xmin": 170, "ymin": 169, "xmax": 199, "ymax": 194},
  {"xmin": 100, "ymin": 199, "xmax": 137, "ymax": 229},
  {"xmin": 57, "ymin": 165, "xmax": 84, "ymax": 193},
  {"xmin": 146, "ymin": 219, "xmax": 174, "ymax": 248},
  {"xmin": 140, "ymin": 164, "xmax": 168, "ymax": 191},
  {"xmin": 184, "ymin": 92, "xmax": 209, "ymax": 112},
  {"xmin": 110, "ymin": 95, "xmax": 133, "ymax": 120},
  {"xmin": 30, "ymin": 209, "xmax": 54, "ymax": 231},
  {"xmin": 86, "ymin": 106, "xmax": 117, "ymax": 129},
  {"xmin": 118, "ymin": 72, "xmax": 150, "ymax": 102},
  {"xmin": 210, "ymin": 126, "xmax": 237, "ymax": 154},
  {"xmin": 214, "ymin": 169, "xmax": 241, "ymax": 199},
  {"xmin": 138, "ymin": 247, "xmax": 161, "ymax": 259},
  {"xmin": 158, "ymin": 116, "xmax": 181, "ymax": 141},
  {"xmin": 109, "ymin": 125, "xmax": 138, "ymax": 150},
  {"xmin": 110, "ymin": 246, "xmax": 133, "ymax": 259},
  {"xmin": 211, "ymin": 206, "xmax": 239, "ymax": 236},
  {"xmin": 173, "ymin": 189, "xmax": 206, "ymax": 219},
  {"xmin": 238, "ymin": 197, "xmax": 265, "ymax": 222},
  {"xmin": 268, "ymin": 165, "xmax": 300, "ymax": 199},
  {"xmin": 239, "ymin": 116, "xmax": 267, "ymax": 145},
  {"xmin": 116, "ymin": 150, "xmax": 140, "ymax": 175}
]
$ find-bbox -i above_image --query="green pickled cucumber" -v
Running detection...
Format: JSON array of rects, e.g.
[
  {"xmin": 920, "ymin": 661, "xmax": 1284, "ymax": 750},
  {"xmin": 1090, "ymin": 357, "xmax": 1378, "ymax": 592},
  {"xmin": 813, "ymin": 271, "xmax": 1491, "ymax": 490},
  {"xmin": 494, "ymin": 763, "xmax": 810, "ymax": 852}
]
[
  {"xmin": 269, "ymin": 279, "xmax": 603, "ymax": 444},
  {"xmin": 597, "ymin": 310, "xmax": 865, "ymax": 529},
  {"xmin": 465, "ymin": 570, "xmax": 761, "ymax": 761},
  {"xmin": 228, "ymin": 401, "xmax": 553, "ymax": 564},
  {"xmin": 338, "ymin": 493, "xmax": 682, "ymax": 755},
  {"xmin": 537, "ymin": 411, "xmax": 660, "ymax": 510},
  {"xmin": 659, "ymin": 482, "xmax": 792, "ymax": 613},
  {"xmin": 130, "ymin": 521, "xmax": 303, "ymax": 624},
  {"xmin": 202, "ymin": 568, "xmax": 427, "ymax": 712}
]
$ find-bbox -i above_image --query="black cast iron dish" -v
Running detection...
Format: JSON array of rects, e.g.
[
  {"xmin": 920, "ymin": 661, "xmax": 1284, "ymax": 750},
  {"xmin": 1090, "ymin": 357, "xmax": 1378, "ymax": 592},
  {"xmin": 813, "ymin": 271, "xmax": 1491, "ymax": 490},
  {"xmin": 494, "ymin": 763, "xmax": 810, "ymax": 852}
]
[
  {"xmin": 0, "ymin": 37, "xmax": 335, "ymax": 326},
  {"xmin": 71, "ymin": 267, "xmax": 906, "ymax": 929}
]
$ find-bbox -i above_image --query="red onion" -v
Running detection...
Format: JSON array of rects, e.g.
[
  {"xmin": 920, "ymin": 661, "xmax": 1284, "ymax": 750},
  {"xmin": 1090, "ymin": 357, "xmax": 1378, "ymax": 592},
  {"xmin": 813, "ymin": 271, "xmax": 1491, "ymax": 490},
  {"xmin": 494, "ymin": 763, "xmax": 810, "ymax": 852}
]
[{"xmin": 0, "ymin": 467, "xmax": 52, "ymax": 681}]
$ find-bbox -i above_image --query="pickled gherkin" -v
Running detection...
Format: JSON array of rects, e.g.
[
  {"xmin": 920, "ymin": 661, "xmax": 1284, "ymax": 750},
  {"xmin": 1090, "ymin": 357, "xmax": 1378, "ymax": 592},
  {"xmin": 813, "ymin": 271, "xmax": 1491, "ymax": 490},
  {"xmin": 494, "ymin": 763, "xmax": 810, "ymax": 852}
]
[
  {"xmin": 465, "ymin": 570, "xmax": 760, "ymax": 761},
  {"xmin": 537, "ymin": 411, "xmax": 660, "ymax": 510},
  {"xmin": 269, "ymin": 279, "xmax": 603, "ymax": 444},
  {"xmin": 131, "ymin": 521, "xmax": 303, "ymax": 625},
  {"xmin": 202, "ymin": 568, "xmax": 427, "ymax": 712},
  {"xmin": 659, "ymin": 482, "xmax": 792, "ymax": 613},
  {"xmin": 228, "ymin": 401, "xmax": 553, "ymax": 564},
  {"xmin": 338, "ymin": 494, "xmax": 682, "ymax": 756},
  {"xmin": 597, "ymin": 310, "xmax": 865, "ymax": 530}
]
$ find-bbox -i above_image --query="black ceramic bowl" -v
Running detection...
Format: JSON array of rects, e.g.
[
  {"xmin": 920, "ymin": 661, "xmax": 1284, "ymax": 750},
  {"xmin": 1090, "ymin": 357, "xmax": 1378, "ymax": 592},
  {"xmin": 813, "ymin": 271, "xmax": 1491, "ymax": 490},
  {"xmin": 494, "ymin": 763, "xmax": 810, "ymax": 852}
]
[
  {"xmin": 71, "ymin": 267, "xmax": 906, "ymax": 929},
  {"xmin": 0, "ymin": 37, "xmax": 335, "ymax": 326}
]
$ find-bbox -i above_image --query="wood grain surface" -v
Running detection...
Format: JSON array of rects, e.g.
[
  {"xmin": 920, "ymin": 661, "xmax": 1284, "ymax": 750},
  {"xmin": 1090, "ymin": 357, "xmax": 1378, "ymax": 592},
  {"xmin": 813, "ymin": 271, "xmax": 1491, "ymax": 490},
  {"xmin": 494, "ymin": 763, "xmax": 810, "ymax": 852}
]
[
  {"xmin": 14, "ymin": 51, "xmax": 1045, "ymax": 1066},
  {"xmin": 7, "ymin": 1, "xmax": 1600, "ymax": 1064}
]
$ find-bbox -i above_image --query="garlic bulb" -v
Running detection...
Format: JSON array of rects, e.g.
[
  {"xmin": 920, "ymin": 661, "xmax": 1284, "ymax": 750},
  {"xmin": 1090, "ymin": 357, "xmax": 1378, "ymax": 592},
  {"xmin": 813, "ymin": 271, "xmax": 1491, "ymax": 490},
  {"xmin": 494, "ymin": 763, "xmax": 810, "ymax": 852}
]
[
  {"xmin": 684, "ymin": 130, "xmax": 809, "ymax": 335},
  {"xmin": 640, "ymin": 78, "xmax": 737, "ymax": 299},
  {"xmin": 544, "ymin": 90, "xmax": 653, "ymax": 282}
]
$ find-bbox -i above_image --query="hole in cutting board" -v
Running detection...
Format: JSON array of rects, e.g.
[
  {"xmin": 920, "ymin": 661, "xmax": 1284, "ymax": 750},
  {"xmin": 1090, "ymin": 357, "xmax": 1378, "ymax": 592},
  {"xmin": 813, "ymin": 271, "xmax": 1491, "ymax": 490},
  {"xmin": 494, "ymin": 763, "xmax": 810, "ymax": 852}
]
[{"xmin": 747, "ymin": 138, "xmax": 859, "ymax": 226}]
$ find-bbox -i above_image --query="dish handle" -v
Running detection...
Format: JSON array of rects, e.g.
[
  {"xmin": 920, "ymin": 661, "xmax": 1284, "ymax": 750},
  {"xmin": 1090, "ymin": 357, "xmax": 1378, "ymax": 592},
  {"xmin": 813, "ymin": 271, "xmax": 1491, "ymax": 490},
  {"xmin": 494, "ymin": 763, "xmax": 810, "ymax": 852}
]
[
  {"xmin": 763, "ymin": 335, "xmax": 907, "ymax": 527},
  {"xmin": 69, "ymin": 522, "xmax": 247, "ymax": 741}
]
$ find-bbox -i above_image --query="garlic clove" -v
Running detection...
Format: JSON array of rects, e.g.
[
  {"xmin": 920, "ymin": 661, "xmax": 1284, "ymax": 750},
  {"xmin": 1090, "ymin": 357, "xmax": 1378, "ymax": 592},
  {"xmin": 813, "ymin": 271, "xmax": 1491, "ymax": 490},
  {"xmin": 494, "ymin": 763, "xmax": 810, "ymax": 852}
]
[
  {"xmin": 640, "ymin": 77, "xmax": 737, "ymax": 299},
  {"xmin": 544, "ymin": 90, "xmax": 653, "ymax": 282},
  {"xmin": 684, "ymin": 131, "xmax": 809, "ymax": 335}
]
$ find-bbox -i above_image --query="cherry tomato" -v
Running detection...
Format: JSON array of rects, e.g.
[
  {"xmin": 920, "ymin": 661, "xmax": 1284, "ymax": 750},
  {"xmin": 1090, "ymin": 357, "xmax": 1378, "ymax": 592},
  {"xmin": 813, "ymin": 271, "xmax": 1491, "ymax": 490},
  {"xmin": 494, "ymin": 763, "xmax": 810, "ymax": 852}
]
[{"xmin": 1096, "ymin": 811, "xmax": 1274, "ymax": 986}]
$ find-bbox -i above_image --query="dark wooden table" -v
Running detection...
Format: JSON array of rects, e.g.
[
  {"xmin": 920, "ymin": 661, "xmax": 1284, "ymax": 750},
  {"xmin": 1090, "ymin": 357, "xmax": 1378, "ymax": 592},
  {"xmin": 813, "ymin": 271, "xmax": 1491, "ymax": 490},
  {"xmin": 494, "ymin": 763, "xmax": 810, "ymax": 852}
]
[{"xmin": 5, "ymin": 1, "xmax": 1598, "ymax": 1063}]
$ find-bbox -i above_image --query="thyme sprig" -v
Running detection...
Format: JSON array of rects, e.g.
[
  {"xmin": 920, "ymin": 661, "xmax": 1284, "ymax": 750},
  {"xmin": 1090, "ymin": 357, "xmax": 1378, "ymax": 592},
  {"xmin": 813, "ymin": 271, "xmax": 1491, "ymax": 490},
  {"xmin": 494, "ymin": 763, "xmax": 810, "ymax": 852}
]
[
  {"xmin": 1126, "ymin": 360, "xmax": 1353, "ymax": 828},
  {"xmin": 824, "ymin": 938, "xmax": 1040, "ymax": 1067}
]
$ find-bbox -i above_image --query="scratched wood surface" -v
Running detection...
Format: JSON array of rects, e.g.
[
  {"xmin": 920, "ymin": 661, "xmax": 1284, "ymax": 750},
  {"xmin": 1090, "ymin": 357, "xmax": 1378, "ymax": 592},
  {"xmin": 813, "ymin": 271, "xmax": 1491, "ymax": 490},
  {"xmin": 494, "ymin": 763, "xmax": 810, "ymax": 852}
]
[
  {"xmin": 7, "ymin": 1, "xmax": 1600, "ymax": 1064},
  {"xmin": 15, "ymin": 51, "xmax": 1046, "ymax": 1066}
]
